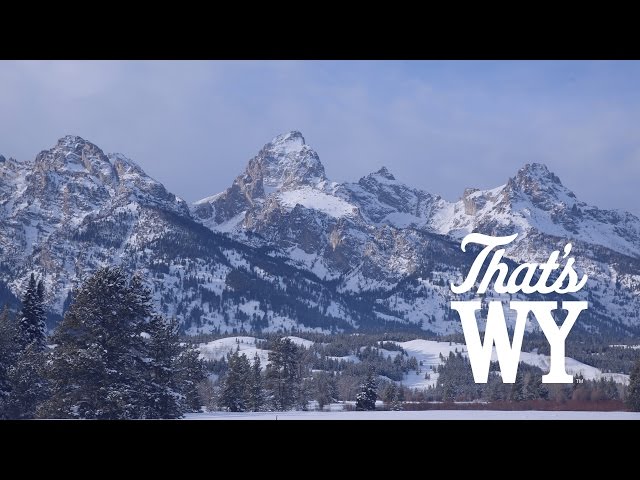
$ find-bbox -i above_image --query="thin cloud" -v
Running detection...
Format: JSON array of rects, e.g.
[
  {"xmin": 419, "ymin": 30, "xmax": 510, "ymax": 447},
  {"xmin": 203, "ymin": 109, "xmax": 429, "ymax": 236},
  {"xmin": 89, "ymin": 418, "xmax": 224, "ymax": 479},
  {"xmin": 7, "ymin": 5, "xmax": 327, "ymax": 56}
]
[{"xmin": 0, "ymin": 60, "xmax": 638, "ymax": 216}]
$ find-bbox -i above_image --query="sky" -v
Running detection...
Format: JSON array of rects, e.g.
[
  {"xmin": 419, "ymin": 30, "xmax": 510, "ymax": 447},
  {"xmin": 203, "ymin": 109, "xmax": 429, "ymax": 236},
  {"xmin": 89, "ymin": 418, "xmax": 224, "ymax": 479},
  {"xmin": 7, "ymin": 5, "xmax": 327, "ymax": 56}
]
[{"xmin": 1, "ymin": 60, "xmax": 639, "ymax": 215}]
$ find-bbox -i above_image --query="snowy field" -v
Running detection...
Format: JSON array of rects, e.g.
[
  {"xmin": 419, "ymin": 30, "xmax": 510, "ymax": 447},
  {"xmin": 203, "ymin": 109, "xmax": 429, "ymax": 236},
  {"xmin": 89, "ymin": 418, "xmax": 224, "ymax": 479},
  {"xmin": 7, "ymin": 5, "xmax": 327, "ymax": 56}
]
[{"xmin": 185, "ymin": 410, "xmax": 640, "ymax": 420}]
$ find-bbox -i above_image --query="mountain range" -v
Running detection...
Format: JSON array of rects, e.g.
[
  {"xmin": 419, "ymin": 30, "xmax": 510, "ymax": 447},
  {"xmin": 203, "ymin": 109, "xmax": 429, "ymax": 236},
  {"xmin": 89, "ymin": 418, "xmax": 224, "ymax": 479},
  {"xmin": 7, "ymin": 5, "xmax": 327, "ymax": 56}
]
[{"xmin": 1, "ymin": 132, "xmax": 639, "ymax": 336}]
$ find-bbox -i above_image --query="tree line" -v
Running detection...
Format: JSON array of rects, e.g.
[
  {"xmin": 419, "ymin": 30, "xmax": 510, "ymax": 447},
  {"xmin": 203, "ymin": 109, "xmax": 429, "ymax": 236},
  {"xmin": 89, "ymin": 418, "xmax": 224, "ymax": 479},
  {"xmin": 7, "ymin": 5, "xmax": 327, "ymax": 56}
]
[
  {"xmin": 0, "ymin": 268, "xmax": 206, "ymax": 419},
  {"xmin": 2, "ymin": 268, "xmax": 640, "ymax": 417}
]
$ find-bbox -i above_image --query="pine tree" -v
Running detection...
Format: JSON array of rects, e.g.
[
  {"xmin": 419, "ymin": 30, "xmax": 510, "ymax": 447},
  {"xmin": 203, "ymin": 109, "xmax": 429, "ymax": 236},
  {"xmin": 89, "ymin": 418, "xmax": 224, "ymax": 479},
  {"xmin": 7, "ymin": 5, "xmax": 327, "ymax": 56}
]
[
  {"xmin": 5, "ymin": 273, "xmax": 48, "ymax": 419},
  {"xmin": 265, "ymin": 338, "xmax": 301, "ymax": 411},
  {"xmin": 485, "ymin": 374, "xmax": 504, "ymax": 402},
  {"xmin": 175, "ymin": 341, "xmax": 207, "ymax": 413},
  {"xmin": 247, "ymin": 353, "xmax": 265, "ymax": 412},
  {"xmin": 312, "ymin": 371, "xmax": 337, "ymax": 411},
  {"xmin": 626, "ymin": 358, "xmax": 640, "ymax": 412},
  {"xmin": 389, "ymin": 384, "xmax": 403, "ymax": 411},
  {"xmin": 17, "ymin": 274, "xmax": 46, "ymax": 351},
  {"xmin": 606, "ymin": 377, "xmax": 619, "ymax": 401},
  {"xmin": 40, "ymin": 268, "xmax": 205, "ymax": 419},
  {"xmin": 297, "ymin": 377, "xmax": 311, "ymax": 411},
  {"xmin": 531, "ymin": 374, "xmax": 549, "ymax": 400},
  {"xmin": 355, "ymin": 370, "xmax": 378, "ymax": 411},
  {"xmin": 144, "ymin": 315, "xmax": 185, "ymax": 419},
  {"xmin": 220, "ymin": 350, "xmax": 251, "ymax": 412},
  {"xmin": 510, "ymin": 370, "xmax": 525, "ymax": 401},
  {"xmin": 39, "ymin": 267, "xmax": 153, "ymax": 419},
  {"xmin": 4, "ymin": 343, "xmax": 48, "ymax": 419},
  {"xmin": 0, "ymin": 307, "xmax": 18, "ymax": 418},
  {"xmin": 36, "ymin": 279, "xmax": 45, "ymax": 322}
]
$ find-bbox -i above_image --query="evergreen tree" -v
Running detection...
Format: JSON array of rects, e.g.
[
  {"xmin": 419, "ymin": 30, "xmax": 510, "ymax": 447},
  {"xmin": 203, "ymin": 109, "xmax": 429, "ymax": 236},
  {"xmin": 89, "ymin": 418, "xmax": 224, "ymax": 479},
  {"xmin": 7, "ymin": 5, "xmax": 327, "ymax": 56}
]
[
  {"xmin": 531, "ymin": 374, "xmax": 549, "ymax": 400},
  {"xmin": 144, "ymin": 315, "xmax": 185, "ymax": 419},
  {"xmin": 355, "ymin": 370, "xmax": 378, "ymax": 411},
  {"xmin": 17, "ymin": 274, "xmax": 46, "ymax": 351},
  {"xmin": 626, "ymin": 357, "xmax": 640, "ymax": 412},
  {"xmin": 265, "ymin": 338, "xmax": 301, "ymax": 411},
  {"xmin": 247, "ymin": 353, "xmax": 265, "ymax": 412},
  {"xmin": 220, "ymin": 350, "xmax": 251, "ymax": 412},
  {"xmin": 36, "ymin": 279, "xmax": 45, "ymax": 322},
  {"xmin": 4, "ymin": 343, "xmax": 48, "ymax": 419},
  {"xmin": 0, "ymin": 307, "xmax": 18, "ymax": 418},
  {"xmin": 312, "ymin": 371, "xmax": 337, "ymax": 411},
  {"xmin": 297, "ymin": 377, "xmax": 311, "ymax": 411},
  {"xmin": 4, "ymin": 273, "xmax": 49, "ymax": 419},
  {"xmin": 485, "ymin": 374, "xmax": 504, "ymax": 402},
  {"xmin": 389, "ymin": 383, "xmax": 403, "ymax": 411},
  {"xmin": 39, "ymin": 267, "xmax": 153, "ymax": 419},
  {"xmin": 606, "ymin": 377, "xmax": 619, "ymax": 400},
  {"xmin": 510, "ymin": 370, "xmax": 525, "ymax": 401},
  {"xmin": 39, "ymin": 268, "xmax": 205, "ymax": 419},
  {"xmin": 175, "ymin": 340, "xmax": 207, "ymax": 413}
]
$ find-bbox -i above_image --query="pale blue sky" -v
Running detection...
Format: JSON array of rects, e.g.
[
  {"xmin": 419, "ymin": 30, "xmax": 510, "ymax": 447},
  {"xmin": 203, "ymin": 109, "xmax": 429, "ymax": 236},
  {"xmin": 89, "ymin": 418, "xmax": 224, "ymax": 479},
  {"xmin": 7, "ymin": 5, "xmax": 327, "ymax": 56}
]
[{"xmin": 1, "ymin": 60, "xmax": 639, "ymax": 214}]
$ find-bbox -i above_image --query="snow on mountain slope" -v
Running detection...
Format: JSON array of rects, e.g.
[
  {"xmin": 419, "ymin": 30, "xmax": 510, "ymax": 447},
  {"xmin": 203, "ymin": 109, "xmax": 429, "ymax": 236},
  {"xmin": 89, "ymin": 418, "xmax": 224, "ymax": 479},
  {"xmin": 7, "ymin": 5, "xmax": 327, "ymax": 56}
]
[
  {"xmin": 340, "ymin": 166, "xmax": 444, "ymax": 228},
  {"xmin": 394, "ymin": 339, "xmax": 629, "ymax": 390},
  {"xmin": 193, "ymin": 132, "xmax": 640, "ymax": 335},
  {"xmin": 276, "ymin": 187, "xmax": 357, "ymax": 218},
  {"xmin": 2, "ymin": 132, "xmax": 640, "ymax": 337},
  {"xmin": 433, "ymin": 163, "xmax": 640, "ymax": 259},
  {"xmin": 0, "ymin": 136, "xmax": 368, "ymax": 334}
]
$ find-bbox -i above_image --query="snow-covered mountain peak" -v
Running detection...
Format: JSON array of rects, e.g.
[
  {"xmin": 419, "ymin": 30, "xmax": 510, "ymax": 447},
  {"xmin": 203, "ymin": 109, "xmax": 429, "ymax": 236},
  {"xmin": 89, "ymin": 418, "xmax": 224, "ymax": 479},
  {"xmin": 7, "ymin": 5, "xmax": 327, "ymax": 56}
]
[
  {"xmin": 505, "ymin": 162, "xmax": 576, "ymax": 207},
  {"xmin": 434, "ymin": 162, "xmax": 640, "ymax": 261},
  {"xmin": 515, "ymin": 162, "xmax": 561, "ymax": 184},
  {"xmin": 54, "ymin": 134, "xmax": 92, "ymax": 149},
  {"xmin": 268, "ymin": 130, "xmax": 306, "ymax": 151},
  {"xmin": 35, "ymin": 135, "xmax": 114, "ymax": 178},
  {"xmin": 44, "ymin": 135, "xmax": 104, "ymax": 160},
  {"xmin": 373, "ymin": 166, "xmax": 396, "ymax": 181},
  {"xmin": 191, "ymin": 131, "xmax": 328, "ymax": 230},
  {"xmin": 257, "ymin": 131, "xmax": 326, "ymax": 189},
  {"xmin": 358, "ymin": 169, "xmax": 400, "ymax": 191},
  {"xmin": 48, "ymin": 136, "xmax": 110, "ymax": 166}
]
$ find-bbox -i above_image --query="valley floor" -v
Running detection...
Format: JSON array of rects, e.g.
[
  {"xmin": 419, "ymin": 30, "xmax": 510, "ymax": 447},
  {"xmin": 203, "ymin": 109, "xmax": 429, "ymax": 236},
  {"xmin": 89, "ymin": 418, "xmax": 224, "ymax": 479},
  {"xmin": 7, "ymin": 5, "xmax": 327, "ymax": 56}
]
[{"xmin": 184, "ymin": 410, "xmax": 640, "ymax": 420}]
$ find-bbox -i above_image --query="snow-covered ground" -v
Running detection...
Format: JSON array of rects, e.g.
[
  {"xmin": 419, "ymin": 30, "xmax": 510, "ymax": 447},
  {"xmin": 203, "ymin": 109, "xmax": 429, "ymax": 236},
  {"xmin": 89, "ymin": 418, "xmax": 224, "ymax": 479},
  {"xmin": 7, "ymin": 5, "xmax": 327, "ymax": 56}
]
[
  {"xmin": 185, "ymin": 410, "xmax": 640, "ymax": 420},
  {"xmin": 198, "ymin": 336, "xmax": 271, "ymax": 366}
]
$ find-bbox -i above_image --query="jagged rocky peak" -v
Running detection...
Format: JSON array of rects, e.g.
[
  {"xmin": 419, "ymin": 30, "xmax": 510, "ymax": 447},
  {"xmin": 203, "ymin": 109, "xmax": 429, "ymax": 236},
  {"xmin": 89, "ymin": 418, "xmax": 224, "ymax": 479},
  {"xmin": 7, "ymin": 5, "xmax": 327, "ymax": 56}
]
[
  {"xmin": 373, "ymin": 166, "xmax": 396, "ymax": 181},
  {"xmin": 56, "ymin": 134, "xmax": 88, "ymax": 147},
  {"xmin": 504, "ymin": 162, "xmax": 576, "ymax": 207},
  {"xmin": 191, "ymin": 131, "xmax": 328, "ymax": 226},
  {"xmin": 358, "ymin": 166, "xmax": 399, "ymax": 188},
  {"xmin": 35, "ymin": 135, "xmax": 117, "ymax": 183},
  {"xmin": 268, "ymin": 130, "xmax": 306, "ymax": 152},
  {"xmin": 255, "ymin": 130, "xmax": 326, "ymax": 189},
  {"xmin": 515, "ymin": 162, "xmax": 562, "ymax": 186},
  {"xmin": 48, "ymin": 135, "xmax": 107, "ymax": 161}
]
